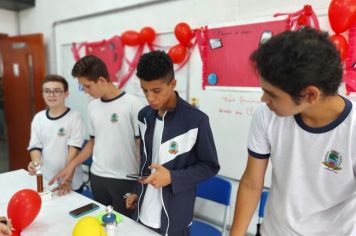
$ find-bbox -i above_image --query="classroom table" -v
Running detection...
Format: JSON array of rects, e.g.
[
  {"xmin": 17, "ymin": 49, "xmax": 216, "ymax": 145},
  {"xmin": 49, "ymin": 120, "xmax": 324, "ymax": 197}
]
[{"xmin": 0, "ymin": 169, "xmax": 160, "ymax": 236}]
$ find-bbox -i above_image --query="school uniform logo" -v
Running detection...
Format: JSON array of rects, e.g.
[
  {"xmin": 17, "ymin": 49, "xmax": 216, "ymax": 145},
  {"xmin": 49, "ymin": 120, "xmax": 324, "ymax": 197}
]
[
  {"xmin": 57, "ymin": 128, "xmax": 66, "ymax": 136},
  {"xmin": 111, "ymin": 113, "xmax": 119, "ymax": 123},
  {"xmin": 168, "ymin": 141, "xmax": 178, "ymax": 154},
  {"xmin": 322, "ymin": 150, "xmax": 342, "ymax": 173}
]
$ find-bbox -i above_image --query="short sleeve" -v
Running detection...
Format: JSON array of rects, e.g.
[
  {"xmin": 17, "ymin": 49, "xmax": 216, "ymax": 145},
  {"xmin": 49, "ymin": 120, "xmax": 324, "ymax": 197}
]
[
  {"xmin": 67, "ymin": 111, "xmax": 85, "ymax": 148},
  {"xmin": 87, "ymin": 103, "xmax": 95, "ymax": 138},
  {"xmin": 28, "ymin": 114, "xmax": 43, "ymax": 151},
  {"xmin": 131, "ymin": 97, "xmax": 144, "ymax": 138},
  {"xmin": 247, "ymin": 104, "xmax": 271, "ymax": 159}
]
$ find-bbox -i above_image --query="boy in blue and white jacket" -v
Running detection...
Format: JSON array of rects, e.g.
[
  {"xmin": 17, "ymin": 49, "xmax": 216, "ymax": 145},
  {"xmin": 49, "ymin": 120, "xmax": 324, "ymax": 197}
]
[{"xmin": 126, "ymin": 50, "xmax": 220, "ymax": 236}]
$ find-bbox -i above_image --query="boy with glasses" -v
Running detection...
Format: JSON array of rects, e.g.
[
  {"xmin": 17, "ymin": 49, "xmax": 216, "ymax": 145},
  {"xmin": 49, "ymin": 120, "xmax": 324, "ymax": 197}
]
[{"xmin": 27, "ymin": 74, "xmax": 85, "ymax": 195}]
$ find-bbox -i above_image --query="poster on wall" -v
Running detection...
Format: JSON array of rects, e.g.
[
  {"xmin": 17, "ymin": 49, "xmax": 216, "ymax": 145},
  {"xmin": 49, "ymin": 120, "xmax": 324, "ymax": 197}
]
[{"xmin": 201, "ymin": 20, "xmax": 286, "ymax": 89}]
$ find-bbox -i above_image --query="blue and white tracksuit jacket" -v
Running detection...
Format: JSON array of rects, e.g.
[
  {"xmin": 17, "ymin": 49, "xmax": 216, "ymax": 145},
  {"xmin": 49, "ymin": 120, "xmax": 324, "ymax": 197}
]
[{"xmin": 133, "ymin": 95, "xmax": 220, "ymax": 235}]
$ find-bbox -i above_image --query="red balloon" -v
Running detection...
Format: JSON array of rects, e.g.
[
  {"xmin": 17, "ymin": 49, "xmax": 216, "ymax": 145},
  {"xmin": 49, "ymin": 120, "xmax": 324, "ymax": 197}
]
[
  {"xmin": 328, "ymin": 0, "xmax": 356, "ymax": 33},
  {"xmin": 121, "ymin": 30, "xmax": 140, "ymax": 46},
  {"xmin": 168, "ymin": 44, "xmax": 187, "ymax": 64},
  {"xmin": 7, "ymin": 189, "xmax": 41, "ymax": 231},
  {"xmin": 11, "ymin": 229, "xmax": 20, "ymax": 236},
  {"xmin": 330, "ymin": 34, "xmax": 349, "ymax": 61},
  {"xmin": 139, "ymin": 27, "xmax": 156, "ymax": 44},
  {"xmin": 174, "ymin": 22, "xmax": 193, "ymax": 47}
]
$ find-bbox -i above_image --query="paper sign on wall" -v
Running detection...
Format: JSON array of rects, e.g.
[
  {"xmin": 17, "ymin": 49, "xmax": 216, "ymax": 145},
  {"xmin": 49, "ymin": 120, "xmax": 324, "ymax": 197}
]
[{"xmin": 200, "ymin": 20, "xmax": 286, "ymax": 88}]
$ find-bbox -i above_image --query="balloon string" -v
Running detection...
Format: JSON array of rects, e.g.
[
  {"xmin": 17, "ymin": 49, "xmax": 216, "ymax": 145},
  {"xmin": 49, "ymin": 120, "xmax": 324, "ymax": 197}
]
[
  {"xmin": 195, "ymin": 27, "xmax": 209, "ymax": 89},
  {"xmin": 119, "ymin": 44, "xmax": 145, "ymax": 88},
  {"xmin": 71, "ymin": 42, "xmax": 86, "ymax": 61},
  {"xmin": 274, "ymin": 5, "xmax": 319, "ymax": 30}
]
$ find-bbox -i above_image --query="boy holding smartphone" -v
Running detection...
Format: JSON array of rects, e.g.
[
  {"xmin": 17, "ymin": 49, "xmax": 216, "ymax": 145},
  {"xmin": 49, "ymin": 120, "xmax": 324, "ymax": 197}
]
[{"xmin": 126, "ymin": 51, "xmax": 220, "ymax": 235}]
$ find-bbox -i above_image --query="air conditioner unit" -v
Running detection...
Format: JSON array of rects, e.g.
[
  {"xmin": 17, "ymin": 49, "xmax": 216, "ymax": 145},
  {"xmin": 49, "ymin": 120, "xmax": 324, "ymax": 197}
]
[{"xmin": 0, "ymin": 0, "xmax": 35, "ymax": 11}]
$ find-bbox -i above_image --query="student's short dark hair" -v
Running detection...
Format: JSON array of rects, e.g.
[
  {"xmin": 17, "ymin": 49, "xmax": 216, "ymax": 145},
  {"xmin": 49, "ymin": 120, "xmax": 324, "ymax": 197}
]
[
  {"xmin": 251, "ymin": 27, "xmax": 343, "ymax": 102},
  {"xmin": 42, "ymin": 74, "xmax": 68, "ymax": 92},
  {"xmin": 136, "ymin": 50, "xmax": 174, "ymax": 83},
  {"xmin": 71, "ymin": 55, "xmax": 110, "ymax": 82}
]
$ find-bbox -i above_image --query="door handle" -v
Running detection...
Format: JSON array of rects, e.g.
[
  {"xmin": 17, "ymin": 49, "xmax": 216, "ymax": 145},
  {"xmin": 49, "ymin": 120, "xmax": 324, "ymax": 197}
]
[
  {"xmin": 27, "ymin": 53, "xmax": 35, "ymax": 117},
  {"xmin": 0, "ymin": 51, "xmax": 3, "ymax": 78}
]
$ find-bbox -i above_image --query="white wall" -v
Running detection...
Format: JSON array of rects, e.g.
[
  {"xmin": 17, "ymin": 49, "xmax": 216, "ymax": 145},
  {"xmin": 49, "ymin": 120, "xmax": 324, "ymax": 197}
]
[
  {"xmin": 0, "ymin": 9, "xmax": 18, "ymax": 35},
  {"xmin": 17, "ymin": 0, "xmax": 333, "ymax": 234},
  {"xmin": 19, "ymin": 0, "xmax": 241, "ymax": 73},
  {"xmin": 18, "ymin": 0, "xmax": 333, "ymax": 79}
]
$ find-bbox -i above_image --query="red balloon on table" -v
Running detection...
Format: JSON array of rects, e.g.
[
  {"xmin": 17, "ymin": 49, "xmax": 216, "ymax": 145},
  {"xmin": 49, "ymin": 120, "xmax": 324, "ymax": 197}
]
[
  {"xmin": 121, "ymin": 30, "xmax": 141, "ymax": 46},
  {"xmin": 174, "ymin": 22, "xmax": 193, "ymax": 47},
  {"xmin": 11, "ymin": 229, "xmax": 20, "ymax": 236},
  {"xmin": 328, "ymin": 0, "xmax": 356, "ymax": 33},
  {"xmin": 168, "ymin": 44, "xmax": 187, "ymax": 64},
  {"xmin": 330, "ymin": 34, "xmax": 349, "ymax": 61},
  {"xmin": 7, "ymin": 189, "xmax": 41, "ymax": 232},
  {"xmin": 139, "ymin": 27, "xmax": 156, "ymax": 44}
]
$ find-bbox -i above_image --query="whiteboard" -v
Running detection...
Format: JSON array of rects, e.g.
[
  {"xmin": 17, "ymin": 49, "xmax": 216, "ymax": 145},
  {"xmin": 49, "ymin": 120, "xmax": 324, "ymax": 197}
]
[
  {"xmin": 57, "ymin": 23, "xmax": 279, "ymax": 186},
  {"xmin": 198, "ymin": 88, "xmax": 272, "ymax": 186},
  {"xmin": 118, "ymin": 32, "xmax": 189, "ymax": 104},
  {"xmin": 61, "ymin": 44, "xmax": 91, "ymax": 138},
  {"xmin": 60, "ymin": 32, "xmax": 189, "ymax": 138}
]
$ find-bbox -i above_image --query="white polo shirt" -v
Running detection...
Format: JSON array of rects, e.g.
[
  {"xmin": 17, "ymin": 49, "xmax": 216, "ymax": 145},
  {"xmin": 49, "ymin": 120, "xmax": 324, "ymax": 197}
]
[
  {"xmin": 248, "ymin": 97, "xmax": 356, "ymax": 235},
  {"xmin": 28, "ymin": 108, "xmax": 85, "ymax": 190},
  {"xmin": 88, "ymin": 92, "xmax": 143, "ymax": 179}
]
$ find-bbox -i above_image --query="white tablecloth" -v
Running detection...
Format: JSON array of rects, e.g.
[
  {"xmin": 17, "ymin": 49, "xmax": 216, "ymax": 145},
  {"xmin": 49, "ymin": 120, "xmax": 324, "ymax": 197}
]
[{"xmin": 0, "ymin": 169, "xmax": 159, "ymax": 236}]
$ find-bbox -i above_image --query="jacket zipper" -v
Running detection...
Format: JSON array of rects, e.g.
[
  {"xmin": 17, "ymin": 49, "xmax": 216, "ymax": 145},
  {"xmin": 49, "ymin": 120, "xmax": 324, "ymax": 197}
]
[
  {"xmin": 136, "ymin": 118, "xmax": 148, "ymax": 222},
  {"xmin": 160, "ymin": 112, "xmax": 170, "ymax": 236}
]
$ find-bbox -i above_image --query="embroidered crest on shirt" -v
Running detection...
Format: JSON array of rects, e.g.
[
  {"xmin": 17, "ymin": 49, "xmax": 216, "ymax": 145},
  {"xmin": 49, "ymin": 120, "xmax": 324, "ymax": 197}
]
[
  {"xmin": 111, "ymin": 113, "xmax": 119, "ymax": 123},
  {"xmin": 57, "ymin": 127, "xmax": 66, "ymax": 136},
  {"xmin": 322, "ymin": 150, "xmax": 342, "ymax": 173},
  {"xmin": 168, "ymin": 141, "xmax": 178, "ymax": 154}
]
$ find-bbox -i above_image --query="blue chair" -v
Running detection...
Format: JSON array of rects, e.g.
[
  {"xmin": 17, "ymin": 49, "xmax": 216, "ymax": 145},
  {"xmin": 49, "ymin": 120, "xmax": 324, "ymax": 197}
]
[
  {"xmin": 80, "ymin": 184, "xmax": 94, "ymax": 199},
  {"xmin": 80, "ymin": 157, "xmax": 93, "ymax": 199},
  {"xmin": 80, "ymin": 140, "xmax": 94, "ymax": 199},
  {"xmin": 256, "ymin": 191, "xmax": 269, "ymax": 236},
  {"xmin": 82, "ymin": 155, "xmax": 93, "ymax": 185},
  {"xmin": 191, "ymin": 176, "xmax": 232, "ymax": 236},
  {"xmin": 81, "ymin": 139, "xmax": 93, "ymax": 185}
]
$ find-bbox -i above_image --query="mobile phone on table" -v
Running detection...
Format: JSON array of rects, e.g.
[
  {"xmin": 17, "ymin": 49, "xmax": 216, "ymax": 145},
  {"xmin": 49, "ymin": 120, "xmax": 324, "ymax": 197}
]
[
  {"xmin": 69, "ymin": 203, "xmax": 99, "ymax": 218},
  {"xmin": 126, "ymin": 173, "xmax": 149, "ymax": 180}
]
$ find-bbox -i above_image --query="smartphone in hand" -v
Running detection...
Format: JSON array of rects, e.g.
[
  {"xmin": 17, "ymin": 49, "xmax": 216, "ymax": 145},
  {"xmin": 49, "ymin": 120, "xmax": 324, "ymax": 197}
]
[
  {"xmin": 69, "ymin": 203, "xmax": 99, "ymax": 218},
  {"xmin": 126, "ymin": 173, "xmax": 149, "ymax": 180}
]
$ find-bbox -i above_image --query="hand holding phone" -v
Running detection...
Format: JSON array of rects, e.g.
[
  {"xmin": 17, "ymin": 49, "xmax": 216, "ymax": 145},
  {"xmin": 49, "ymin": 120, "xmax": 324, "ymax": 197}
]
[
  {"xmin": 125, "ymin": 194, "xmax": 138, "ymax": 209},
  {"xmin": 69, "ymin": 203, "xmax": 99, "ymax": 218},
  {"xmin": 126, "ymin": 173, "xmax": 149, "ymax": 181}
]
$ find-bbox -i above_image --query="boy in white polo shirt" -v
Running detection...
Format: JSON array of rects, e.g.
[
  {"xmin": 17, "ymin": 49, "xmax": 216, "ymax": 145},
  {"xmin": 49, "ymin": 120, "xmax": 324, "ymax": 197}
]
[
  {"xmin": 230, "ymin": 27, "xmax": 356, "ymax": 235},
  {"xmin": 50, "ymin": 55, "xmax": 142, "ymax": 217},
  {"xmin": 27, "ymin": 74, "xmax": 85, "ymax": 195}
]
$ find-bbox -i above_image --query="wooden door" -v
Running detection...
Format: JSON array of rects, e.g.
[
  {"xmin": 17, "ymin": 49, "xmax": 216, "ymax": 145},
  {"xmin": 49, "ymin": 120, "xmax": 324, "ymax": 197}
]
[{"xmin": 0, "ymin": 34, "xmax": 46, "ymax": 170}]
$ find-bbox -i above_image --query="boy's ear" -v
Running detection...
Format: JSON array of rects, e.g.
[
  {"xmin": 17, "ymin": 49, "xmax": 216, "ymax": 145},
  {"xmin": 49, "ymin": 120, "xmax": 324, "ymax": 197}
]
[
  {"xmin": 171, "ymin": 79, "xmax": 177, "ymax": 89},
  {"xmin": 302, "ymin": 85, "xmax": 320, "ymax": 104},
  {"xmin": 98, "ymin": 76, "xmax": 107, "ymax": 83}
]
